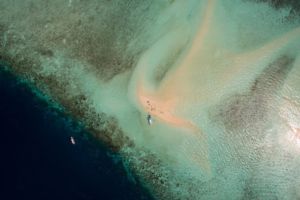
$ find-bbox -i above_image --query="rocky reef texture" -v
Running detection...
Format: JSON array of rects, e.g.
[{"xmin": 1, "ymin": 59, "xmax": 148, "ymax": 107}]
[{"xmin": 1, "ymin": 0, "xmax": 300, "ymax": 199}]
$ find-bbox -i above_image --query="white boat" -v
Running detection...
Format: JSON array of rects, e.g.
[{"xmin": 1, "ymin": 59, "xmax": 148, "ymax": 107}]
[
  {"xmin": 70, "ymin": 136, "xmax": 76, "ymax": 145},
  {"xmin": 147, "ymin": 114, "xmax": 153, "ymax": 125}
]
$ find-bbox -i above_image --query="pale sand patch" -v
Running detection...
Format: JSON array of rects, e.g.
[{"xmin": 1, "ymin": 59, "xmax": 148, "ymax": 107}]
[{"xmin": 127, "ymin": 0, "xmax": 300, "ymax": 177}]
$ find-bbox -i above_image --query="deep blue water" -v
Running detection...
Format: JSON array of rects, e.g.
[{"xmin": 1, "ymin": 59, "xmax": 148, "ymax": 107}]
[{"xmin": 0, "ymin": 65, "xmax": 153, "ymax": 200}]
